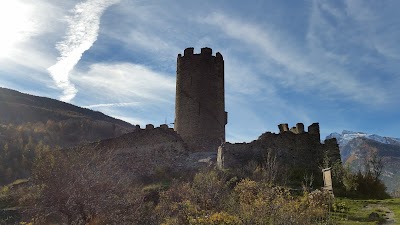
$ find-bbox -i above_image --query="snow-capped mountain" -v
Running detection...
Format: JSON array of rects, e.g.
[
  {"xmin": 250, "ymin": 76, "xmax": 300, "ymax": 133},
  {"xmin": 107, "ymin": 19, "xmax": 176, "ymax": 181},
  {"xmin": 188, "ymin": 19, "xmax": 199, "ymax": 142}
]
[
  {"xmin": 326, "ymin": 130, "xmax": 400, "ymax": 148},
  {"xmin": 326, "ymin": 130, "xmax": 400, "ymax": 193}
]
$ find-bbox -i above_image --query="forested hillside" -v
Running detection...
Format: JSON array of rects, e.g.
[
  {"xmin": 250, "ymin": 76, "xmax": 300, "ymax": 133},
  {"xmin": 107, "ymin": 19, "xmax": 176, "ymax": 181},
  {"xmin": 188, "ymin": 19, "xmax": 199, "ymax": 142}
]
[{"xmin": 0, "ymin": 87, "xmax": 135, "ymax": 185}]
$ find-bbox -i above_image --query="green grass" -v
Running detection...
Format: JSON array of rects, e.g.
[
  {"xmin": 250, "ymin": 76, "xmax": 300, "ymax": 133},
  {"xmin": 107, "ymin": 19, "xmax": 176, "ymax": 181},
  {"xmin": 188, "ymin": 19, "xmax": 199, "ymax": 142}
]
[
  {"xmin": 331, "ymin": 198, "xmax": 400, "ymax": 224},
  {"xmin": 384, "ymin": 198, "xmax": 400, "ymax": 222}
]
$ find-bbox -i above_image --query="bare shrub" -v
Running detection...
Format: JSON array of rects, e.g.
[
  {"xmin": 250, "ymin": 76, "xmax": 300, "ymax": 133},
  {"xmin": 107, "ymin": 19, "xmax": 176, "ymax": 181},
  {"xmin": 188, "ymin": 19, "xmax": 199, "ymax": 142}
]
[
  {"xmin": 237, "ymin": 151, "xmax": 287, "ymax": 185},
  {"xmin": 23, "ymin": 147, "xmax": 154, "ymax": 224}
]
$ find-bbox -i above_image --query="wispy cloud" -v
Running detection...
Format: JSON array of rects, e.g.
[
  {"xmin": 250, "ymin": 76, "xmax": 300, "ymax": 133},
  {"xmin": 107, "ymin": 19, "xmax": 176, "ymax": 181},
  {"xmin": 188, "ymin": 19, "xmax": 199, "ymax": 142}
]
[
  {"xmin": 111, "ymin": 115, "xmax": 145, "ymax": 126},
  {"xmin": 202, "ymin": 11, "xmax": 388, "ymax": 105},
  {"xmin": 344, "ymin": 0, "xmax": 400, "ymax": 60},
  {"xmin": 224, "ymin": 56, "xmax": 272, "ymax": 96},
  {"xmin": 47, "ymin": 0, "xmax": 120, "ymax": 102},
  {"xmin": 70, "ymin": 62, "xmax": 175, "ymax": 128},
  {"xmin": 126, "ymin": 30, "xmax": 180, "ymax": 55},
  {"xmin": 84, "ymin": 102, "xmax": 141, "ymax": 109},
  {"xmin": 71, "ymin": 62, "xmax": 175, "ymax": 103}
]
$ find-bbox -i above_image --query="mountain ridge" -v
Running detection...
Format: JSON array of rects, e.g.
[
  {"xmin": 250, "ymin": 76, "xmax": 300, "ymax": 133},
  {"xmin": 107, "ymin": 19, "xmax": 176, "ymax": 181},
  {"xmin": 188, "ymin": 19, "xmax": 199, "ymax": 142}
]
[
  {"xmin": 0, "ymin": 87, "xmax": 132, "ymax": 128},
  {"xmin": 327, "ymin": 130, "xmax": 400, "ymax": 148}
]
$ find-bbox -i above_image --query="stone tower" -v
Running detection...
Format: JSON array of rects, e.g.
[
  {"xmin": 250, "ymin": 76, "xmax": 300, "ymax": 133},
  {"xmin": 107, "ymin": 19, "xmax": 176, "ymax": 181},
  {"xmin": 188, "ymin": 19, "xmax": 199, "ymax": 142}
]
[{"xmin": 174, "ymin": 47, "xmax": 227, "ymax": 151}]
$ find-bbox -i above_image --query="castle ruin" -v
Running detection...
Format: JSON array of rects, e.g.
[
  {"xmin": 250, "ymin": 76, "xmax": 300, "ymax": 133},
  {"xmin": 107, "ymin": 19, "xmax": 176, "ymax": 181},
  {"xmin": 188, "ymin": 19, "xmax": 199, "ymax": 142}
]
[
  {"xmin": 82, "ymin": 47, "xmax": 341, "ymax": 188},
  {"xmin": 223, "ymin": 122, "xmax": 341, "ymax": 186},
  {"xmin": 172, "ymin": 47, "xmax": 341, "ymax": 186}
]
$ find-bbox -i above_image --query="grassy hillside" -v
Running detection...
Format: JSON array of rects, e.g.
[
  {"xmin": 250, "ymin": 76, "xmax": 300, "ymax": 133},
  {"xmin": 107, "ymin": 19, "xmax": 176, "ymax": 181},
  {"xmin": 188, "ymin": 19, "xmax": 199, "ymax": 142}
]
[{"xmin": 332, "ymin": 198, "xmax": 400, "ymax": 224}]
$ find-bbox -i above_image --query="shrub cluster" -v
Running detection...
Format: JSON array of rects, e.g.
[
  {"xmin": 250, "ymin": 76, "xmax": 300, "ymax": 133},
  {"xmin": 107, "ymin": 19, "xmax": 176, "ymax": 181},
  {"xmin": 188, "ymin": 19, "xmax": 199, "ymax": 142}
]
[
  {"xmin": 12, "ymin": 146, "xmax": 393, "ymax": 224},
  {"xmin": 156, "ymin": 170, "xmax": 333, "ymax": 225}
]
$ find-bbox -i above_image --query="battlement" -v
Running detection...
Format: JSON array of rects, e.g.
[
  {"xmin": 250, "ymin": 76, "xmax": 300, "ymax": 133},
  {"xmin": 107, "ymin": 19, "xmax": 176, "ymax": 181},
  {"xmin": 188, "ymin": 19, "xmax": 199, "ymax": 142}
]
[
  {"xmin": 183, "ymin": 47, "xmax": 194, "ymax": 56},
  {"xmin": 308, "ymin": 123, "xmax": 320, "ymax": 135},
  {"xmin": 135, "ymin": 124, "xmax": 175, "ymax": 132},
  {"xmin": 201, "ymin": 47, "xmax": 212, "ymax": 55},
  {"xmin": 178, "ymin": 47, "xmax": 223, "ymax": 60},
  {"xmin": 278, "ymin": 122, "xmax": 319, "ymax": 135}
]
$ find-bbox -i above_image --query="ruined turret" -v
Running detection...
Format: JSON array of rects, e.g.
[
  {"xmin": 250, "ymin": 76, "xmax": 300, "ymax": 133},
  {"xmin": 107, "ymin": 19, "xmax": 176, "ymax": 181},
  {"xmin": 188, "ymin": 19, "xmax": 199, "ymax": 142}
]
[{"xmin": 174, "ymin": 47, "xmax": 227, "ymax": 151}]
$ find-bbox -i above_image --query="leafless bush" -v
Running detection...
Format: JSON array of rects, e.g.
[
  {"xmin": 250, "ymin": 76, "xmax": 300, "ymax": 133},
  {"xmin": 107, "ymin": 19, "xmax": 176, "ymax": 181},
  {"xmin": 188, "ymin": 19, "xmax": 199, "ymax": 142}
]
[
  {"xmin": 23, "ymin": 147, "xmax": 154, "ymax": 224},
  {"xmin": 240, "ymin": 151, "xmax": 287, "ymax": 185},
  {"xmin": 302, "ymin": 172, "xmax": 314, "ymax": 193}
]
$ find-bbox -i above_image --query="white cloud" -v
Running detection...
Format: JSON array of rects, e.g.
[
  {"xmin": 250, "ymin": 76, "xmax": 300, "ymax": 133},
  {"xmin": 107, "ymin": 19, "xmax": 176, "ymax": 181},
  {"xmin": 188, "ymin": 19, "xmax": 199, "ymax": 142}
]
[
  {"xmin": 0, "ymin": 0, "xmax": 61, "ymax": 70},
  {"xmin": 0, "ymin": 1, "xmax": 39, "ymax": 59},
  {"xmin": 48, "ymin": 0, "xmax": 120, "ymax": 102},
  {"xmin": 71, "ymin": 62, "xmax": 175, "ymax": 104}
]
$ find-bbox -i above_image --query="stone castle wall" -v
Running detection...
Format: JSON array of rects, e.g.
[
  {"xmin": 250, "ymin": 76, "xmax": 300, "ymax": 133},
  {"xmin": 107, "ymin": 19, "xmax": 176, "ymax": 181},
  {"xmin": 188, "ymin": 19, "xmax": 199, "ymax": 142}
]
[
  {"xmin": 73, "ymin": 121, "xmax": 340, "ymax": 188},
  {"xmin": 73, "ymin": 124, "xmax": 189, "ymax": 180},
  {"xmin": 174, "ymin": 47, "xmax": 227, "ymax": 151}
]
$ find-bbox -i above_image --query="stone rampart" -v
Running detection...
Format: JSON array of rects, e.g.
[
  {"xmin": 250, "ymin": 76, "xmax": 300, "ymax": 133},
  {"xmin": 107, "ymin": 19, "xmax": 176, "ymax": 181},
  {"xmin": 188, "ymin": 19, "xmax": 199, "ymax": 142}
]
[{"xmin": 223, "ymin": 123, "xmax": 341, "ymax": 187}]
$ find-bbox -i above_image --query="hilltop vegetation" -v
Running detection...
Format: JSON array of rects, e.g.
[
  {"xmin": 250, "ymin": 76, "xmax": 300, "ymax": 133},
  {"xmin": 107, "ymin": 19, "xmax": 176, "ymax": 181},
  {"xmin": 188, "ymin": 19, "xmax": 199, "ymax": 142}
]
[
  {"xmin": 1, "ymin": 141, "xmax": 395, "ymax": 224},
  {"xmin": 2, "ymin": 145, "xmax": 396, "ymax": 224}
]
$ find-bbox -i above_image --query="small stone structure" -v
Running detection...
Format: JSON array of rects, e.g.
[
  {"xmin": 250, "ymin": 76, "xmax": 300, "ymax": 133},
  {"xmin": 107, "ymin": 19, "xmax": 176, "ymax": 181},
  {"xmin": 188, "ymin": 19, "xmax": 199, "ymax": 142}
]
[
  {"xmin": 217, "ymin": 143, "xmax": 225, "ymax": 170},
  {"xmin": 72, "ymin": 124, "xmax": 189, "ymax": 180},
  {"xmin": 322, "ymin": 167, "xmax": 333, "ymax": 193},
  {"xmin": 146, "ymin": 124, "xmax": 154, "ymax": 130}
]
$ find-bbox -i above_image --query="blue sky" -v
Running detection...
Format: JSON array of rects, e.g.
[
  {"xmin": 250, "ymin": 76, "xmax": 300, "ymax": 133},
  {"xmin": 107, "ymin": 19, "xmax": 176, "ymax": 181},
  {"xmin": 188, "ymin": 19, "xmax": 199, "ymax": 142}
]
[{"xmin": 1, "ymin": 0, "xmax": 399, "ymax": 142}]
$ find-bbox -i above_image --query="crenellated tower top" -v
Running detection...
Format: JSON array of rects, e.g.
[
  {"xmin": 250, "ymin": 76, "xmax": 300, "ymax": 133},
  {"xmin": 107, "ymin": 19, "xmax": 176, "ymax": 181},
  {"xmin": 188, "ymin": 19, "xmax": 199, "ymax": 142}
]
[{"xmin": 178, "ymin": 47, "xmax": 223, "ymax": 59}]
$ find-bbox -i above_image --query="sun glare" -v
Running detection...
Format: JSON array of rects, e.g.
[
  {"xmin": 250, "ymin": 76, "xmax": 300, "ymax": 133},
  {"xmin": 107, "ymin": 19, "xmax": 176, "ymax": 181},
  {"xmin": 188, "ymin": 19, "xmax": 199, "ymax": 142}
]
[{"xmin": 0, "ymin": 1, "xmax": 37, "ymax": 59}]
